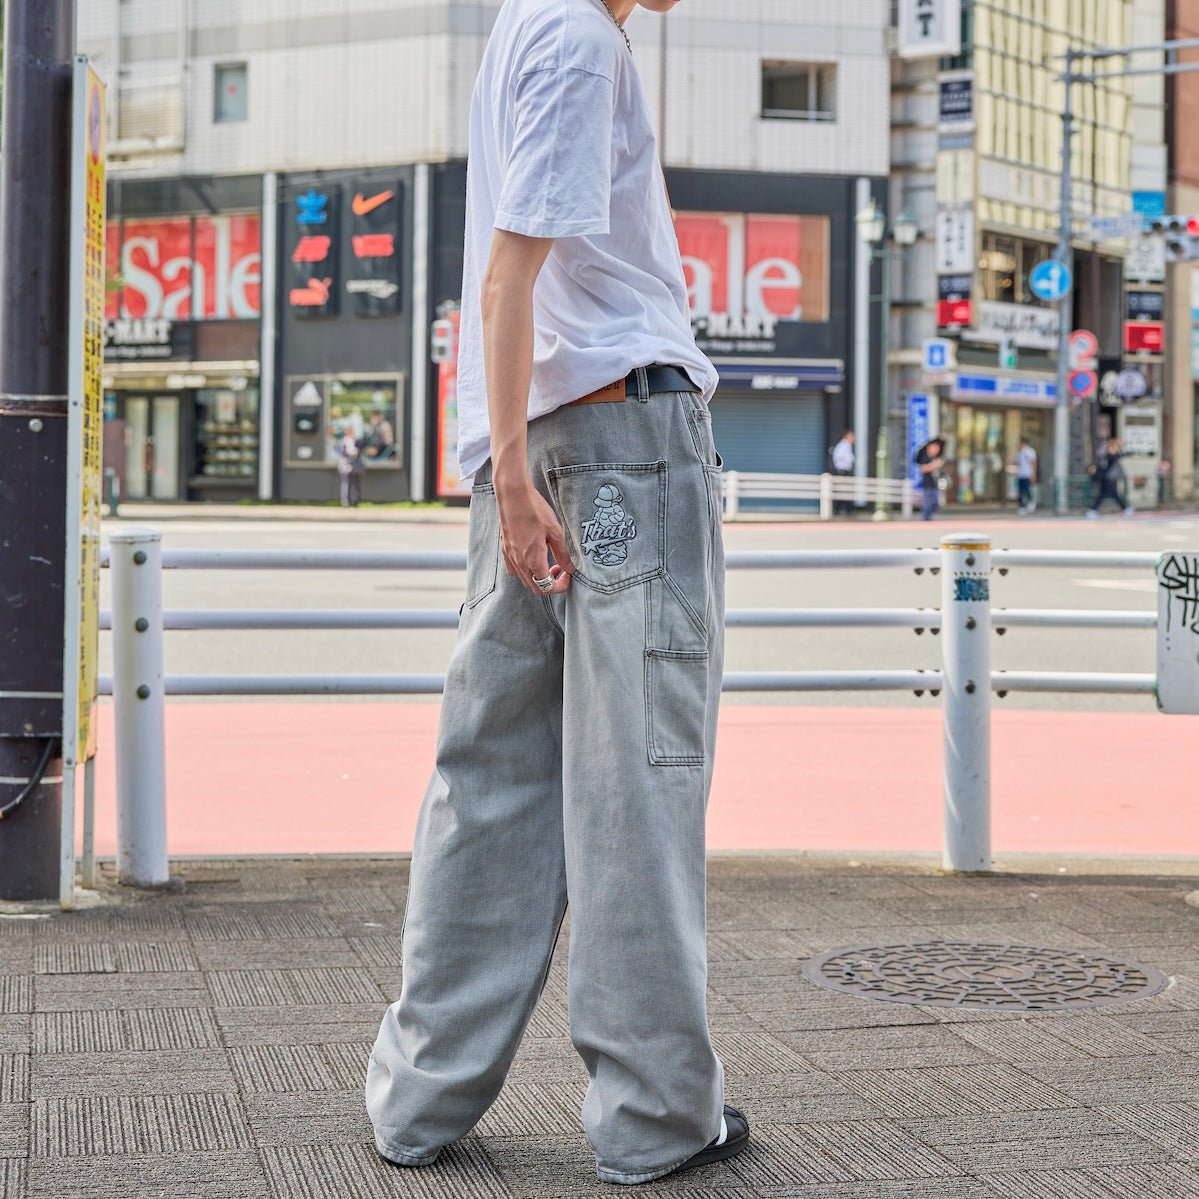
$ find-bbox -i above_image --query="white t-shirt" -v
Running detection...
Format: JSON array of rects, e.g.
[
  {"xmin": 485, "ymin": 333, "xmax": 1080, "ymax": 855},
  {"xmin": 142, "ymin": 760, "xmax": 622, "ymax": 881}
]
[
  {"xmin": 831, "ymin": 438, "xmax": 854, "ymax": 472},
  {"xmin": 1016, "ymin": 445, "xmax": 1037, "ymax": 479},
  {"xmin": 454, "ymin": 0, "xmax": 718, "ymax": 478}
]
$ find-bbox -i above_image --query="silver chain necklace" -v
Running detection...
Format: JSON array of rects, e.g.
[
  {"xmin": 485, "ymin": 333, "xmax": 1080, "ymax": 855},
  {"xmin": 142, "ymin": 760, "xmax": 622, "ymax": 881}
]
[{"xmin": 599, "ymin": 0, "xmax": 632, "ymax": 53}]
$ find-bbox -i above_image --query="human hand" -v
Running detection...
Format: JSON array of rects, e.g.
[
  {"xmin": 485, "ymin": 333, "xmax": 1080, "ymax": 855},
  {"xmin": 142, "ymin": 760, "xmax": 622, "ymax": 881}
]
[{"xmin": 494, "ymin": 471, "xmax": 575, "ymax": 595}]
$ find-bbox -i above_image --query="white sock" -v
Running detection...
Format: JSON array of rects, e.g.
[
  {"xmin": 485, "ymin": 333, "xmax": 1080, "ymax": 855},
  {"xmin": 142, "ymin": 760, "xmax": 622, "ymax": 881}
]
[{"xmin": 714, "ymin": 1114, "xmax": 728, "ymax": 1146}]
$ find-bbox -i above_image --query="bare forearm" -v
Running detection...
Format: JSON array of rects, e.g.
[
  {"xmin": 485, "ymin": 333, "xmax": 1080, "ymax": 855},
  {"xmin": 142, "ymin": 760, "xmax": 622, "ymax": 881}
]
[{"xmin": 481, "ymin": 272, "xmax": 536, "ymax": 487}]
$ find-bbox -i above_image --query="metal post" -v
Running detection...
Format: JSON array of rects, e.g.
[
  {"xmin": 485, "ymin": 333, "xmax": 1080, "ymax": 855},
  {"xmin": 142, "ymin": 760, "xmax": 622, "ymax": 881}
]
[
  {"xmin": 940, "ymin": 533, "xmax": 992, "ymax": 872},
  {"xmin": 819, "ymin": 473, "xmax": 833, "ymax": 519},
  {"xmin": 873, "ymin": 426, "xmax": 890, "ymax": 521},
  {"xmin": 81, "ymin": 755, "xmax": 96, "ymax": 888},
  {"xmin": 1053, "ymin": 62, "xmax": 1075, "ymax": 516},
  {"xmin": 109, "ymin": 529, "xmax": 169, "ymax": 887},
  {"xmin": 724, "ymin": 470, "xmax": 739, "ymax": 520},
  {"xmin": 0, "ymin": 0, "xmax": 77, "ymax": 900}
]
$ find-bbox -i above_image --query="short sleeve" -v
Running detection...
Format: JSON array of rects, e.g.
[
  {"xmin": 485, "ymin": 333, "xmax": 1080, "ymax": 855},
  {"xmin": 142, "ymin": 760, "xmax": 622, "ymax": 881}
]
[{"xmin": 496, "ymin": 66, "xmax": 615, "ymax": 239}]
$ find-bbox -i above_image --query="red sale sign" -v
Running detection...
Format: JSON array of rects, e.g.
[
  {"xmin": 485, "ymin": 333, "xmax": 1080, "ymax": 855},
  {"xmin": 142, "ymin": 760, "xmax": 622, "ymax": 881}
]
[
  {"xmin": 107, "ymin": 214, "xmax": 262, "ymax": 321},
  {"xmin": 674, "ymin": 212, "xmax": 830, "ymax": 325}
]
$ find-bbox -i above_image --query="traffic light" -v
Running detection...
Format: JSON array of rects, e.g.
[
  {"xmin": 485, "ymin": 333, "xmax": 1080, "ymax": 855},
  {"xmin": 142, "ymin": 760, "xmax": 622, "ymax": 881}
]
[
  {"xmin": 1148, "ymin": 214, "xmax": 1199, "ymax": 262},
  {"xmin": 998, "ymin": 335, "xmax": 1018, "ymax": 369}
]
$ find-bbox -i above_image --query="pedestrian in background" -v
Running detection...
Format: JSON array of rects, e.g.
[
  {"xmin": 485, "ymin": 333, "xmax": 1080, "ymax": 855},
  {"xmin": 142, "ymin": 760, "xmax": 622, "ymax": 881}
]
[
  {"xmin": 830, "ymin": 429, "xmax": 855, "ymax": 515},
  {"xmin": 1086, "ymin": 436, "xmax": 1134, "ymax": 518},
  {"xmin": 366, "ymin": 0, "xmax": 747, "ymax": 1187},
  {"xmin": 914, "ymin": 436, "xmax": 945, "ymax": 521},
  {"xmin": 1014, "ymin": 436, "xmax": 1037, "ymax": 514},
  {"xmin": 337, "ymin": 430, "xmax": 364, "ymax": 507}
]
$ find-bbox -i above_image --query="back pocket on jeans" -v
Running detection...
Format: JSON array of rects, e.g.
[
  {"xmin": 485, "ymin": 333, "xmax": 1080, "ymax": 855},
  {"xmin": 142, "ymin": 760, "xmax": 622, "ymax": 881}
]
[
  {"xmin": 464, "ymin": 483, "xmax": 499, "ymax": 608},
  {"xmin": 644, "ymin": 648, "xmax": 708, "ymax": 766}
]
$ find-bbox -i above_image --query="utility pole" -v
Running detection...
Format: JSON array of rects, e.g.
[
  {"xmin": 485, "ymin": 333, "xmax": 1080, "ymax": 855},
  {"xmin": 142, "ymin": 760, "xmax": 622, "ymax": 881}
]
[{"xmin": 0, "ymin": 0, "xmax": 77, "ymax": 899}]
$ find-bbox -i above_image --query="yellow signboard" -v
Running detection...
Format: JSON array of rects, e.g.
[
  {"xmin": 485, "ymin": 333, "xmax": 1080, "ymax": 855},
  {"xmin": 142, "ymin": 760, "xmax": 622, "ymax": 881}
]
[{"xmin": 78, "ymin": 65, "xmax": 105, "ymax": 761}]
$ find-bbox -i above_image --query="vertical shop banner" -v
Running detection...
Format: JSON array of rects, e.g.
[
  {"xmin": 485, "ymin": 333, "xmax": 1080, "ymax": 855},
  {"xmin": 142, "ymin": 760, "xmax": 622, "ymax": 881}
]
[
  {"xmin": 64, "ymin": 59, "xmax": 106, "ymax": 771},
  {"xmin": 110, "ymin": 215, "xmax": 261, "ymax": 319},
  {"xmin": 907, "ymin": 393, "xmax": 931, "ymax": 488},
  {"xmin": 674, "ymin": 211, "xmax": 830, "ymax": 357},
  {"xmin": 289, "ymin": 187, "xmax": 340, "ymax": 318},
  {"xmin": 347, "ymin": 182, "xmax": 403, "ymax": 316},
  {"xmin": 435, "ymin": 309, "xmax": 470, "ymax": 497}
]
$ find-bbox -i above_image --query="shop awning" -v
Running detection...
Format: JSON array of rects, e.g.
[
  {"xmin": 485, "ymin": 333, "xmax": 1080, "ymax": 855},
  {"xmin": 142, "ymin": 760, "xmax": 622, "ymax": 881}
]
[{"xmin": 715, "ymin": 361, "xmax": 845, "ymax": 391}]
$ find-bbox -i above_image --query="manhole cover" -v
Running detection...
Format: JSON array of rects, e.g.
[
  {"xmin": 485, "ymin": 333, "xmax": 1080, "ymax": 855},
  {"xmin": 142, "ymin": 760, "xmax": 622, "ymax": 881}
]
[{"xmin": 802, "ymin": 941, "xmax": 1169, "ymax": 1011}]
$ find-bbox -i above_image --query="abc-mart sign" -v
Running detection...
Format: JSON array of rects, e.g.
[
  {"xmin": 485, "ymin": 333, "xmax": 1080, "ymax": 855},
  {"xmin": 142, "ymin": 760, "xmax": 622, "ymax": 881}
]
[{"xmin": 107, "ymin": 214, "xmax": 262, "ymax": 321}]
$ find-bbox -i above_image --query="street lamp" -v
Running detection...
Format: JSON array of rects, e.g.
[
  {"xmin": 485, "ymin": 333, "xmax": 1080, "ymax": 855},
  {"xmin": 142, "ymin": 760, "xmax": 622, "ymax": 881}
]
[{"xmin": 856, "ymin": 200, "xmax": 919, "ymax": 518}]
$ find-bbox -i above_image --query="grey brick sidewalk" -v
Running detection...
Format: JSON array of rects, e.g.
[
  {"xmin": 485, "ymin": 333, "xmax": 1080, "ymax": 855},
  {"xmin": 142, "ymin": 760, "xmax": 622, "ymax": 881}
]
[{"xmin": 2, "ymin": 854, "xmax": 1198, "ymax": 1198}]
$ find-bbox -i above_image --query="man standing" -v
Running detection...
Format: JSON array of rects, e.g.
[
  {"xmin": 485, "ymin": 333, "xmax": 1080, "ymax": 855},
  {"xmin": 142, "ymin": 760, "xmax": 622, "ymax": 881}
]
[
  {"xmin": 830, "ymin": 429, "xmax": 855, "ymax": 515},
  {"xmin": 366, "ymin": 0, "xmax": 747, "ymax": 1186},
  {"xmin": 915, "ymin": 436, "xmax": 945, "ymax": 521},
  {"xmin": 1014, "ymin": 436, "xmax": 1037, "ymax": 514}
]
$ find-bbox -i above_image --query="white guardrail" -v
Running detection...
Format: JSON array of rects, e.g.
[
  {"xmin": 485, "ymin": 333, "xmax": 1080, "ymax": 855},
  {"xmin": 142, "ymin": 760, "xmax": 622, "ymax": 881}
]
[
  {"xmin": 721, "ymin": 471, "xmax": 914, "ymax": 520},
  {"xmin": 93, "ymin": 529, "xmax": 1190, "ymax": 887}
]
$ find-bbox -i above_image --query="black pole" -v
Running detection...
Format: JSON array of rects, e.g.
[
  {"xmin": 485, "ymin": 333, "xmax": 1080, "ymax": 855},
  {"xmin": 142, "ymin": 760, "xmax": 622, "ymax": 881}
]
[{"xmin": 0, "ymin": 0, "xmax": 76, "ymax": 899}]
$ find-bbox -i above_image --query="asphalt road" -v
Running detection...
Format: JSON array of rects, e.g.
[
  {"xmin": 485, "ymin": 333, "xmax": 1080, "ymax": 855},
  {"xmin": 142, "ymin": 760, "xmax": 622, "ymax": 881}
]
[{"xmin": 98, "ymin": 504, "xmax": 1198, "ymax": 712}]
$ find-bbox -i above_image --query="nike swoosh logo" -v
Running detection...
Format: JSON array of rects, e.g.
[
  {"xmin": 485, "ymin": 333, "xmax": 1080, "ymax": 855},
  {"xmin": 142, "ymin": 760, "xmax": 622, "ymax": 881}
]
[{"xmin": 352, "ymin": 190, "xmax": 394, "ymax": 216}]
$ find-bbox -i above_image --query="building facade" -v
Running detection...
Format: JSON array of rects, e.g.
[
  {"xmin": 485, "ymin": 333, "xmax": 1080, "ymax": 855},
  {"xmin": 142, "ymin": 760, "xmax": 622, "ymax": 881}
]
[
  {"xmin": 890, "ymin": 0, "xmax": 1169, "ymax": 509},
  {"xmin": 80, "ymin": 0, "xmax": 894, "ymax": 504}
]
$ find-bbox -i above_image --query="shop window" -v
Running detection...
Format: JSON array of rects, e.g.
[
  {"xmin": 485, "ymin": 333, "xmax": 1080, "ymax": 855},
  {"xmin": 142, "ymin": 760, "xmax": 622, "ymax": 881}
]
[
  {"xmin": 327, "ymin": 378, "xmax": 402, "ymax": 469},
  {"xmin": 214, "ymin": 63, "xmax": 248, "ymax": 124},
  {"xmin": 761, "ymin": 62, "xmax": 836, "ymax": 122},
  {"xmin": 978, "ymin": 234, "xmax": 1016, "ymax": 302},
  {"xmin": 195, "ymin": 387, "xmax": 259, "ymax": 481}
]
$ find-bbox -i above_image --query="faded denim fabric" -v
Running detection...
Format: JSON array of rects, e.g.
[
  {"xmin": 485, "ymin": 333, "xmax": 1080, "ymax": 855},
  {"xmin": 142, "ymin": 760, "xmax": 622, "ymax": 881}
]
[{"xmin": 366, "ymin": 378, "xmax": 726, "ymax": 1184}]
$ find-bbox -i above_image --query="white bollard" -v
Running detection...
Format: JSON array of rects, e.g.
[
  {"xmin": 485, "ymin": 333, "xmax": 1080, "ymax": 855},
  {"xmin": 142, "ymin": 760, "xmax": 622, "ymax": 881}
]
[
  {"xmin": 724, "ymin": 470, "xmax": 739, "ymax": 521},
  {"xmin": 109, "ymin": 529, "xmax": 169, "ymax": 886},
  {"xmin": 819, "ymin": 473, "xmax": 833, "ymax": 520},
  {"xmin": 940, "ymin": 533, "xmax": 992, "ymax": 872},
  {"xmin": 901, "ymin": 480, "xmax": 913, "ymax": 520}
]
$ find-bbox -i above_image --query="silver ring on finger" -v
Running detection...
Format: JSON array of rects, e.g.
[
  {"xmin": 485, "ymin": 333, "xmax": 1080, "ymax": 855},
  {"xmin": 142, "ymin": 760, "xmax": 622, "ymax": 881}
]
[{"xmin": 532, "ymin": 573, "xmax": 555, "ymax": 594}]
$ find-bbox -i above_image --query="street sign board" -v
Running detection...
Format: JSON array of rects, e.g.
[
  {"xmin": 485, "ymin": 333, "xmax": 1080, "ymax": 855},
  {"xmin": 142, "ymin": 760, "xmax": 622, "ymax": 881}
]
[
  {"xmin": 922, "ymin": 337, "xmax": 956, "ymax": 384},
  {"xmin": 1067, "ymin": 369, "xmax": 1097, "ymax": 399},
  {"xmin": 1125, "ymin": 236, "xmax": 1167, "ymax": 283},
  {"xmin": 1068, "ymin": 328, "xmax": 1099, "ymax": 368},
  {"xmin": 1089, "ymin": 214, "xmax": 1145, "ymax": 241},
  {"xmin": 1029, "ymin": 259, "xmax": 1072, "ymax": 303},
  {"xmin": 1157, "ymin": 553, "xmax": 1199, "ymax": 714},
  {"xmin": 1114, "ymin": 368, "xmax": 1148, "ymax": 400},
  {"xmin": 935, "ymin": 210, "xmax": 975, "ymax": 274},
  {"xmin": 1124, "ymin": 321, "xmax": 1165, "ymax": 354},
  {"xmin": 937, "ymin": 299, "xmax": 972, "ymax": 328}
]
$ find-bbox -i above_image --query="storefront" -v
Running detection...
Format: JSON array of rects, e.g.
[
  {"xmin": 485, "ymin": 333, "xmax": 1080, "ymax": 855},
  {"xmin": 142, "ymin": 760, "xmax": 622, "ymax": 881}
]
[
  {"xmin": 103, "ymin": 177, "xmax": 263, "ymax": 502},
  {"xmin": 943, "ymin": 371, "xmax": 1056, "ymax": 505},
  {"xmin": 277, "ymin": 168, "xmax": 414, "ymax": 503}
]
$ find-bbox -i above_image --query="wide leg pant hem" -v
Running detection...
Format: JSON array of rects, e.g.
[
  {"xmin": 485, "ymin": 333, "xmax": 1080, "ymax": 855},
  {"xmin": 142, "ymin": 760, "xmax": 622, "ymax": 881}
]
[
  {"xmin": 375, "ymin": 1138, "xmax": 442, "ymax": 1168},
  {"xmin": 595, "ymin": 1147, "xmax": 704, "ymax": 1187}
]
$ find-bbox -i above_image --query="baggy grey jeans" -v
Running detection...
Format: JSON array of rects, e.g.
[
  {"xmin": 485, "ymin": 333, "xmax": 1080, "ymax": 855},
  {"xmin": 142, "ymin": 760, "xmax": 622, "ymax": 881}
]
[{"xmin": 365, "ymin": 374, "xmax": 727, "ymax": 1185}]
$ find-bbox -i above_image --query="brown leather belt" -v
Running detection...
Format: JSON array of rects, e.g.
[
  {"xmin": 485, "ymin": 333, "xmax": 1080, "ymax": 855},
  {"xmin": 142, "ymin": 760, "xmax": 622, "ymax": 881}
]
[{"xmin": 567, "ymin": 364, "xmax": 697, "ymax": 407}]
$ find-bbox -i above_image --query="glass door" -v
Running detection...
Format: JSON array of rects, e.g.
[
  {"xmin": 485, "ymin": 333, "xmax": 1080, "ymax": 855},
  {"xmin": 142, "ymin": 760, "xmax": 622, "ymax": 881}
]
[{"xmin": 122, "ymin": 395, "xmax": 181, "ymax": 500}]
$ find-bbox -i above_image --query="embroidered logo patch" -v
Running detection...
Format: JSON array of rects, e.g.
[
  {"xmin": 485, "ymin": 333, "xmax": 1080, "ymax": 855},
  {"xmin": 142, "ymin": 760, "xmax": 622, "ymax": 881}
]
[{"xmin": 580, "ymin": 483, "xmax": 637, "ymax": 566}]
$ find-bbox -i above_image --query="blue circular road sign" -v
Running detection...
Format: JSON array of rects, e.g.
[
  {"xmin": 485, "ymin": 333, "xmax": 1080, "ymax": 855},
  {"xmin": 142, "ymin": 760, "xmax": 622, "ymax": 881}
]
[{"xmin": 1029, "ymin": 259, "xmax": 1073, "ymax": 303}]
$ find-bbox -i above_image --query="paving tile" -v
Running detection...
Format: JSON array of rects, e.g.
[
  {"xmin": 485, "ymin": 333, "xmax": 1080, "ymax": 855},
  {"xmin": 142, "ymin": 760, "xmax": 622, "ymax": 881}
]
[
  {"xmin": 345, "ymin": 935, "xmax": 405, "ymax": 968},
  {"xmin": 213, "ymin": 1004, "xmax": 382, "ymax": 1047},
  {"xmin": 206, "ymin": 968, "xmax": 384, "ymax": 1007},
  {"xmin": 979, "ymin": 1162, "xmax": 1199, "ymax": 1198},
  {"xmin": 900, "ymin": 1107, "xmax": 1135, "ymax": 1147},
  {"xmin": 0, "ymin": 1055, "xmax": 29, "ymax": 1102},
  {"xmin": 0, "ymin": 1098, "xmax": 28, "ymax": 1156},
  {"xmin": 34, "ymin": 1007, "xmax": 222, "ymax": 1053},
  {"xmin": 1019, "ymin": 1053, "xmax": 1199, "ymax": 1104},
  {"xmin": 836, "ymin": 1062, "xmax": 1076, "ymax": 1118},
  {"xmin": 712, "ymin": 1029, "xmax": 816, "ymax": 1076},
  {"xmin": 0, "ymin": 1159, "xmax": 26, "ymax": 1199},
  {"xmin": 0, "ymin": 978, "xmax": 31, "ymax": 1014},
  {"xmin": 775, "ymin": 1024, "xmax": 994, "ymax": 1072},
  {"xmin": 32, "ymin": 944, "xmax": 117, "ymax": 974},
  {"xmin": 0, "ymin": 1016, "xmax": 30, "ymax": 1055},
  {"xmin": 187, "ymin": 912, "xmax": 342, "ymax": 942},
  {"xmin": 31, "ymin": 1093, "xmax": 253, "ymax": 1156},
  {"xmin": 27, "ymin": 1150, "xmax": 269, "ymax": 1199},
  {"xmin": 931, "ymin": 1135, "xmax": 1169, "ymax": 1175},
  {"xmin": 312, "ymin": 887, "xmax": 399, "ymax": 914},
  {"xmin": 475, "ymin": 1081, "xmax": 587, "ymax": 1138},
  {"xmin": 263, "ymin": 1141, "xmax": 510, "ymax": 1199},
  {"xmin": 33, "ymin": 972, "xmax": 208, "ymax": 1012},
  {"xmin": 228, "ymin": 1046, "xmax": 338, "ymax": 1093},
  {"xmin": 242, "ymin": 1088, "xmax": 371, "ymax": 1148},
  {"xmin": 1101, "ymin": 1102, "xmax": 1199, "ymax": 1154},
  {"xmin": 194, "ymin": 939, "xmax": 363, "ymax": 971},
  {"xmin": 32, "ymin": 1049, "xmax": 236, "ymax": 1098}
]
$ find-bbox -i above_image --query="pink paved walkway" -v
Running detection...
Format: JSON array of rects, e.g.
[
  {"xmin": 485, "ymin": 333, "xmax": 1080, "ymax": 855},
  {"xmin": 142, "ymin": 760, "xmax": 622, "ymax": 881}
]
[{"xmin": 84, "ymin": 703, "xmax": 1197, "ymax": 859}]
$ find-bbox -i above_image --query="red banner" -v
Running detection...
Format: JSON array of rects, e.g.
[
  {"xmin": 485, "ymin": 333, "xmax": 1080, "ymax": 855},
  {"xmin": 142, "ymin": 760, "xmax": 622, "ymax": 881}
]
[
  {"xmin": 108, "ymin": 214, "xmax": 261, "ymax": 321},
  {"xmin": 674, "ymin": 212, "xmax": 829, "ymax": 323}
]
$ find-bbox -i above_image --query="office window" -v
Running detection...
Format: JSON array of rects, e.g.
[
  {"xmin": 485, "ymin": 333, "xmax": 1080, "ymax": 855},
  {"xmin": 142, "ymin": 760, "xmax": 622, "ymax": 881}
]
[
  {"xmin": 761, "ymin": 62, "xmax": 836, "ymax": 122},
  {"xmin": 214, "ymin": 63, "xmax": 248, "ymax": 123}
]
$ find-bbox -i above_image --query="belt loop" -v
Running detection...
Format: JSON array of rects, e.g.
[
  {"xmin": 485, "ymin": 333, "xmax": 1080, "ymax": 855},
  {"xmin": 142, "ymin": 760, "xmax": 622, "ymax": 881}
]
[{"xmin": 634, "ymin": 365, "xmax": 650, "ymax": 403}]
